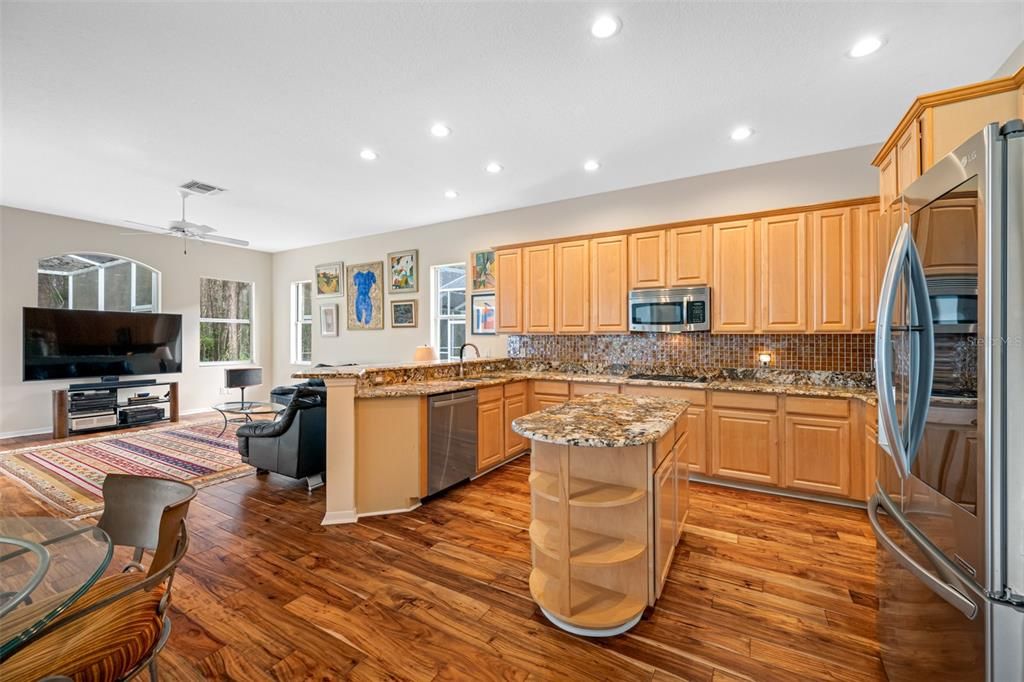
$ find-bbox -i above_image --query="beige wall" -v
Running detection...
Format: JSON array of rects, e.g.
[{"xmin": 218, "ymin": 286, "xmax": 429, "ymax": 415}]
[
  {"xmin": 0, "ymin": 207, "xmax": 274, "ymax": 436},
  {"xmin": 272, "ymin": 143, "xmax": 879, "ymax": 386}
]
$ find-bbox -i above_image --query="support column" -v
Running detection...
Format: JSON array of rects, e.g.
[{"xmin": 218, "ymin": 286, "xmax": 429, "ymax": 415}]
[{"xmin": 322, "ymin": 376, "xmax": 358, "ymax": 525}]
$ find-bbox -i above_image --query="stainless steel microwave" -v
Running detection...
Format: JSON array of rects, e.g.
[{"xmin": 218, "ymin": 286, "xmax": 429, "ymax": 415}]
[{"xmin": 628, "ymin": 286, "xmax": 710, "ymax": 333}]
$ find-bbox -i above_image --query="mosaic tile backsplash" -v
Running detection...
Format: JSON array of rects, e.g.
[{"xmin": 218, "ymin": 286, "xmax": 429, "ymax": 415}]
[{"xmin": 507, "ymin": 332, "xmax": 876, "ymax": 375}]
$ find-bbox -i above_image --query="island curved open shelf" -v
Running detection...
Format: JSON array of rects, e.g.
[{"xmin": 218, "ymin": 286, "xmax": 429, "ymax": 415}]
[{"xmin": 514, "ymin": 393, "xmax": 690, "ymax": 637}]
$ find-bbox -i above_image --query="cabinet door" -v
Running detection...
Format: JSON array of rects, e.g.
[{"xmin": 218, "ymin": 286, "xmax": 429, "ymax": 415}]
[
  {"xmin": 477, "ymin": 399, "xmax": 505, "ymax": 472},
  {"xmin": 590, "ymin": 234, "xmax": 629, "ymax": 333},
  {"xmin": 857, "ymin": 204, "xmax": 884, "ymax": 332},
  {"xmin": 555, "ymin": 240, "xmax": 590, "ymax": 333},
  {"xmin": 915, "ymin": 197, "xmax": 979, "ymax": 276},
  {"xmin": 783, "ymin": 415, "xmax": 851, "ymax": 497},
  {"xmin": 760, "ymin": 213, "xmax": 807, "ymax": 332},
  {"xmin": 879, "ymin": 147, "xmax": 897, "ymax": 211},
  {"xmin": 504, "ymin": 392, "xmax": 527, "ymax": 458},
  {"xmin": 810, "ymin": 208, "xmax": 854, "ymax": 332},
  {"xmin": 524, "ymin": 244, "xmax": 555, "ymax": 333},
  {"xmin": 653, "ymin": 452, "xmax": 676, "ymax": 600},
  {"xmin": 685, "ymin": 405, "xmax": 707, "ymax": 474},
  {"xmin": 495, "ymin": 248, "xmax": 523, "ymax": 333},
  {"xmin": 628, "ymin": 230, "xmax": 667, "ymax": 289},
  {"xmin": 667, "ymin": 225, "xmax": 711, "ymax": 286},
  {"xmin": 675, "ymin": 432, "xmax": 689, "ymax": 537},
  {"xmin": 896, "ymin": 122, "xmax": 921, "ymax": 195},
  {"xmin": 864, "ymin": 425, "xmax": 879, "ymax": 503},
  {"xmin": 712, "ymin": 220, "xmax": 758, "ymax": 333},
  {"xmin": 710, "ymin": 407, "xmax": 779, "ymax": 485}
]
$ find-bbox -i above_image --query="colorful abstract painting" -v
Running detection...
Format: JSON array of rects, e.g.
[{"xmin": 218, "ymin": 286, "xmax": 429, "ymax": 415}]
[
  {"xmin": 346, "ymin": 261, "xmax": 384, "ymax": 330},
  {"xmin": 471, "ymin": 250, "xmax": 495, "ymax": 291},
  {"xmin": 471, "ymin": 293, "xmax": 496, "ymax": 335},
  {"xmin": 315, "ymin": 262, "xmax": 343, "ymax": 297},
  {"xmin": 387, "ymin": 249, "xmax": 418, "ymax": 293}
]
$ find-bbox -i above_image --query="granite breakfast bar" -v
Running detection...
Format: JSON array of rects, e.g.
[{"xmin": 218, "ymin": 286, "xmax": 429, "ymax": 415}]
[{"xmin": 512, "ymin": 393, "xmax": 690, "ymax": 637}]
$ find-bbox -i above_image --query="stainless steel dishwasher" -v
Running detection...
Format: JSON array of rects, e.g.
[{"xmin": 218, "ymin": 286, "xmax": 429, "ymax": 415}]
[{"xmin": 427, "ymin": 390, "xmax": 478, "ymax": 496}]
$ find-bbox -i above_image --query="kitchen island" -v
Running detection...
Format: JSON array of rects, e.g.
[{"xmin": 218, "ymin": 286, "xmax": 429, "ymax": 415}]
[{"xmin": 512, "ymin": 393, "xmax": 690, "ymax": 637}]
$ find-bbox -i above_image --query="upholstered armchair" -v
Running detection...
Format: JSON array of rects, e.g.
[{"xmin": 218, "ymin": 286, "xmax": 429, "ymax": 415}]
[{"xmin": 236, "ymin": 386, "xmax": 326, "ymax": 490}]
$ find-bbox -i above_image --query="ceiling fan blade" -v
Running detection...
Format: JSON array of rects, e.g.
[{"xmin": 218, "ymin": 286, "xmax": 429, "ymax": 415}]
[
  {"xmin": 123, "ymin": 220, "xmax": 171, "ymax": 234},
  {"xmin": 198, "ymin": 234, "xmax": 250, "ymax": 247},
  {"xmin": 119, "ymin": 232, "xmax": 171, "ymax": 237}
]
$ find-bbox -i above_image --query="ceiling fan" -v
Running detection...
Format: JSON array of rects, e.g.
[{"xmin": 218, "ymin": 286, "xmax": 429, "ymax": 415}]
[{"xmin": 124, "ymin": 189, "xmax": 249, "ymax": 253}]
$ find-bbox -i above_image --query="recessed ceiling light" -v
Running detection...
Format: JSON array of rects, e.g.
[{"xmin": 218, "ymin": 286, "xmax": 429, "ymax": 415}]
[
  {"xmin": 444, "ymin": 189, "xmax": 458, "ymax": 199},
  {"xmin": 730, "ymin": 126, "xmax": 753, "ymax": 141},
  {"xmin": 430, "ymin": 123, "xmax": 451, "ymax": 137},
  {"xmin": 583, "ymin": 159, "xmax": 600, "ymax": 172},
  {"xmin": 359, "ymin": 148, "xmax": 378, "ymax": 161},
  {"xmin": 485, "ymin": 162, "xmax": 503, "ymax": 174},
  {"xmin": 591, "ymin": 15, "xmax": 621, "ymax": 39},
  {"xmin": 849, "ymin": 36, "xmax": 884, "ymax": 58}
]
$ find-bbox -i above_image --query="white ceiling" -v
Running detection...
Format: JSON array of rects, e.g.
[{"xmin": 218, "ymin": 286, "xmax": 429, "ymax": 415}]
[{"xmin": 2, "ymin": 2, "xmax": 1021, "ymax": 252}]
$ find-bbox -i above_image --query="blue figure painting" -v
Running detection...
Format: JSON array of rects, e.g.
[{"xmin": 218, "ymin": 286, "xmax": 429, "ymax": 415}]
[{"xmin": 346, "ymin": 261, "xmax": 384, "ymax": 329}]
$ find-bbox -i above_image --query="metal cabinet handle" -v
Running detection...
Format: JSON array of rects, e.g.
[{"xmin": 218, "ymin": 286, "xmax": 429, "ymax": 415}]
[
  {"xmin": 875, "ymin": 223, "xmax": 912, "ymax": 480},
  {"xmin": 867, "ymin": 490, "xmax": 978, "ymax": 619}
]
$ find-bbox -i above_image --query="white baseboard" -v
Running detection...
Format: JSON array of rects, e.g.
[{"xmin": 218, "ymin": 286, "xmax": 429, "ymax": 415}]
[
  {"xmin": 356, "ymin": 503, "xmax": 421, "ymax": 519},
  {"xmin": 181, "ymin": 407, "xmax": 216, "ymax": 416},
  {"xmin": 321, "ymin": 510, "xmax": 359, "ymax": 525},
  {"xmin": 0, "ymin": 426, "xmax": 52, "ymax": 440}
]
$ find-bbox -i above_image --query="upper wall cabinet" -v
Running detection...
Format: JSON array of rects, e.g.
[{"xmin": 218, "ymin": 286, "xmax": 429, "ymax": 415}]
[
  {"xmin": 628, "ymin": 230, "xmax": 667, "ymax": 289},
  {"xmin": 495, "ymin": 248, "xmax": 523, "ymax": 333},
  {"xmin": 590, "ymin": 234, "xmax": 629, "ymax": 333},
  {"xmin": 524, "ymin": 244, "xmax": 556, "ymax": 333},
  {"xmin": 712, "ymin": 220, "xmax": 758, "ymax": 333},
  {"xmin": 554, "ymin": 240, "xmax": 590, "ymax": 333},
  {"xmin": 667, "ymin": 225, "xmax": 711, "ymax": 287},
  {"xmin": 810, "ymin": 208, "xmax": 854, "ymax": 332},
  {"xmin": 856, "ymin": 204, "xmax": 889, "ymax": 332},
  {"xmin": 759, "ymin": 213, "xmax": 807, "ymax": 333}
]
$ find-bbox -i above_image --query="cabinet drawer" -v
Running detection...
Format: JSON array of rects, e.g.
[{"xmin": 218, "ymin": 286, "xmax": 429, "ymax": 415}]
[
  {"xmin": 532, "ymin": 380, "xmax": 570, "ymax": 397},
  {"xmin": 711, "ymin": 391, "xmax": 778, "ymax": 412},
  {"xmin": 503, "ymin": 381, "xmax": 526, "ymax": 398},
  {"xmin": 477, "ymin": 385, "xmax": 504, "ymax": 404},
  {"xmin": 571, "ymin": 381, "xmax": 620, "ymax": 396},
  {"xmin": 621, "ymin": 385, "xmax": 706, "ymax": 406},
  {"xmin": 785, "ymin": 396, "xmax": 850, "ymax": 418}
]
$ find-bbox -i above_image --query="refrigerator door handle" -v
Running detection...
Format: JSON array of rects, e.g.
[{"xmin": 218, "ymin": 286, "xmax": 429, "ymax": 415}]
[
  {"xmin": 868, "ymin": 489, "xmax": 978, "ymax": 619},
  {"xmin": 875, "ymin": 223, "xmax": 912, "ymax": 479},
  {"xmin": 906, "ymin": 239, "xmax": 935, "ymax": 462}
]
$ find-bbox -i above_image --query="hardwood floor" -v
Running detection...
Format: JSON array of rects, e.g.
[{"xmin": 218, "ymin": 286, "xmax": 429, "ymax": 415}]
[{"xmin": 1, "ymin": 420, "xmax": 885, "ymax": 681}]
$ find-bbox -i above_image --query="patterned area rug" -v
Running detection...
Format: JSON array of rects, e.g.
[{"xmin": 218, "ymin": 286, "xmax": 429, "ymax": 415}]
[{"xmin": 0, "ymin": 421, "xmax": 253, "ymax": 517}]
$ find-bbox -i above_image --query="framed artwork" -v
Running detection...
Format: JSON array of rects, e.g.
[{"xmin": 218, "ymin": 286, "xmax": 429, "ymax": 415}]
[
  {"xmin": 315, "ymin": 262, "xmax": 343, "ymax": 298},
  {"xmin": 387, "ymin": 249, "xmax": 418, "ymax": 294},
  {"xmin": 345, "ymin": 261, "xmax": 384, "ymax": 330},
  {"xmin": 319, "ymin": 303, "xmax": 339, "ymax": 336},
  {"xmin": 470, "ymin": 250, "xmax": 496, "ymax": 291},
  {"xmin": 471, "ymin": 293, "xmax": 497, "ymax": 335},
  {"xmin": 390, "ymin": 299, "xmax": 418, "ymax": 328}
]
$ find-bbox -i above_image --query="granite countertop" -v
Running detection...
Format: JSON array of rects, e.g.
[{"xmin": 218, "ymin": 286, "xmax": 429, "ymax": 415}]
[{"xmin": 511, "ymin": 393, "xmax": 690, "ymax": 448}]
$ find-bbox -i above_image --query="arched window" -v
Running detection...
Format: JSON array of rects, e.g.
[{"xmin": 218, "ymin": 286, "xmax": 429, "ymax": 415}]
[{"xmin": 37, "ymin": 254, "xmax": 161, "ymax": 312}]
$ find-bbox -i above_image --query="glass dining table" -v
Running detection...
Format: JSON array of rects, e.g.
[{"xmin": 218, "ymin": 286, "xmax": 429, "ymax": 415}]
[{"xmin": 0, "ymin": 517, "xmax": 113, "ymax": 658}]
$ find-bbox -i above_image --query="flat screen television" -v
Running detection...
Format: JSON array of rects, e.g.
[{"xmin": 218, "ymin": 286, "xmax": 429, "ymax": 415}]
[{"xmin": 23, "ymin": 307, "xmax": 183, "ymax": 382}]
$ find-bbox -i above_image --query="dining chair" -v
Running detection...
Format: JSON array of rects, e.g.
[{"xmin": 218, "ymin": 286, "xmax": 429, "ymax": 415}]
[{"xmin": 1, "ymin": 475, "xmax": 196, "ymax": 681}]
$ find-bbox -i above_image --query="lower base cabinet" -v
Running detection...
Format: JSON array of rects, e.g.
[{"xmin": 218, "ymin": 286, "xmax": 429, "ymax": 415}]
[
  {"xmin": 709, "ymin": 393, "xmax": 780, "ymax": 485},
  {"xmin": 653, "ymin": 450, "xmax": 677, "ymax": 600},
  {"xmin": 478, "ymin": 382, "xmax": 530, "ymax": 473},
  {"xmin": 783, "ymin": 413, "xmax": 851, "ymax": 497}
]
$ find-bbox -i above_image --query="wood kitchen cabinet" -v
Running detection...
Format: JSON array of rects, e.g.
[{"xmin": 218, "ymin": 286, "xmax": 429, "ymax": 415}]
[
  {"xmin": 675, "ymin": 431, "xmax": 689, "ymax": 536},
  {"xmin": 915, "ymin": 196, "xmax": 979, "ymax": 276},
  {"xmin": 504, "ymin": 382, "xmax": 529, "ymax": 459},
  {"xmin": 571, "ymin": 382, "xmax": 620, "ymax": 397},
  {"xmin": 477, "ymin": 386, "xmax": 505, "ymax": 472},
  {"xmin": 628, "ymin": 230, "xmax": 667, "ymax": 289},
  {"xmin": 529, "ymin": 380, "xmax": 570, "ymax": 413},
  {"xmin": 667, "ymin": 224, "xmax": 711, "ymax": 286},
  {"xmin": 810, "ymin": 208, "xmax": 855, "ymax": 332},
  {"xmin": 760, "ymin": 212, "xmax": 807, "ymax": 332},
  {"xmin": 857, "ymin": 203, "xmax": 890, "ymax": 332},
  {"xmin": 555, "ymin": 240, "xmax": 590, "ymax": 333},
  {"xmin": 653, "ymin": 450, "xmax": 677, "ymax": 600},
  {"xmin": 524, "ymin": 244, "xmax": 556, "ymax": 333},
  {"xmin": 896, "ymin": 120, "xmax": 922, "ymax": 196},
  {"xmin": 783, "ymin": 397, "xmax": 852, "ymax": 498},
  {"xmin": 712, "ymin": 219, "xmax": 758, "ymax": 333},
  {"xmin": 621, "ymin": 385, "xmax": 707, "ymax": 474},
  {"xmin": 709, "ymin": 392, "xmax": 780, "ymax": 485},
  {"xmin": 495, "ymin": 248, "xmax": 523, "ymax": 333},
  {"xmin": 879, "ymin": 148, "xmax": 898, "ymax": 212},
  {"xmin": 590, "ymin": 234, "xmax": 629, "ymax": 333}
]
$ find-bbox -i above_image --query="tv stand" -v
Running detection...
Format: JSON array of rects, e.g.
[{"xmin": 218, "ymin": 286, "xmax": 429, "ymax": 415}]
[{"xmin": 52, "ymin": 380, "xmax": 179, "ymax": 439}]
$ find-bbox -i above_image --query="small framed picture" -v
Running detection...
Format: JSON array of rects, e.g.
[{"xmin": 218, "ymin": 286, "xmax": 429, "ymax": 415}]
[
  {"xmin": 470, "ymin": 250, "xmax": 496, "ymax": 292},
  {"xmin": 387, "ymin": 249, "xmax": 419, "ymax": 294},
  {"xmin": 320, "ymin": 303, "xmax": 339, "ymax": 336},
  {"xmin": 315, "ymin": 262, "xmax": 343, "ymax": 298},
  {"xmin": 471, "ymin": 293, "xmax": 496, "ymax": 335},
  {"xmin": 390, "ymin": 299, "xmax": 417, "ymax": 328}
]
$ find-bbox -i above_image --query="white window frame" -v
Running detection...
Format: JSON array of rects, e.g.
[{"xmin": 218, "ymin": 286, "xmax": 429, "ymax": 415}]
[
  {"xmin": 431, "ymin": 262, "xmax": 467, "ymax": 362},
  {"xmin": 199, "ymin": 277, "xmax": 255, "ymax": 366},
  {"xmin": 290, "ymin": 280, "xmax": 313, "ymax": 366},
  {"xmin": 36, "ymin": 253, "xmax": 161, "ymax": 312}
]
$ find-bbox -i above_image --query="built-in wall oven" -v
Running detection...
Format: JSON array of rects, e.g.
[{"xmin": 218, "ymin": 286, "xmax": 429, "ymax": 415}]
[{"xmin": 628, "ymin": 286, "xmax": 710, "ymax": 333}]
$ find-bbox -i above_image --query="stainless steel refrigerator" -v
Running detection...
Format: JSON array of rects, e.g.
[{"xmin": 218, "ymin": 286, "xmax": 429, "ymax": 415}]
[{"xmin": 872, "ymin": 120, "xmax": 1024, "ymax": 681}]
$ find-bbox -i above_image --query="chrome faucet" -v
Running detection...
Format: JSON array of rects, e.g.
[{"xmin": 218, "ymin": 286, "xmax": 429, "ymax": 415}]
[{"xmin": 458, "ymin": 343, "xmax": 480, "ymax": 378}]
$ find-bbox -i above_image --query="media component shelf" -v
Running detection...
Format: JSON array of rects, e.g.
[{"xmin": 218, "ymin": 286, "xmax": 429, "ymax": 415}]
[{"xmin": 52, "ymin": 380, "xmax": 179, "ymax": 438}]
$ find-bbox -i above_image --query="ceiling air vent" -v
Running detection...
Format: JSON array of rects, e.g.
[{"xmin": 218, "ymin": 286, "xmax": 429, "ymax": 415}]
[{"xmin": 178, "ymin": 180, "xmax": 226, "ymax": 196}]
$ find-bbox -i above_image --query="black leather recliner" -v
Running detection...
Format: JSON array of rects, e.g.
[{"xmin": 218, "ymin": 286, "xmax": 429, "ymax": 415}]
[{"xmin": 236, "ymin": 386, "xmax": 326, "ymax": 490}]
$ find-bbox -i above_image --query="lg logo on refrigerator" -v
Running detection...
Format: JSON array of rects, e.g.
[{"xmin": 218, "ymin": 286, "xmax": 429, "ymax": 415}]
[{"xmin": 960, "ymin": 150, "xmax": 978, "ymax": 167}]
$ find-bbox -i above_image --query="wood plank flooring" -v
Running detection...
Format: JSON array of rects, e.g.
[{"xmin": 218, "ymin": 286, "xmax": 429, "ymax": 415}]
[{"xmin": 1, "ymin": 417, "xmax": 886, "ymax": 681}]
